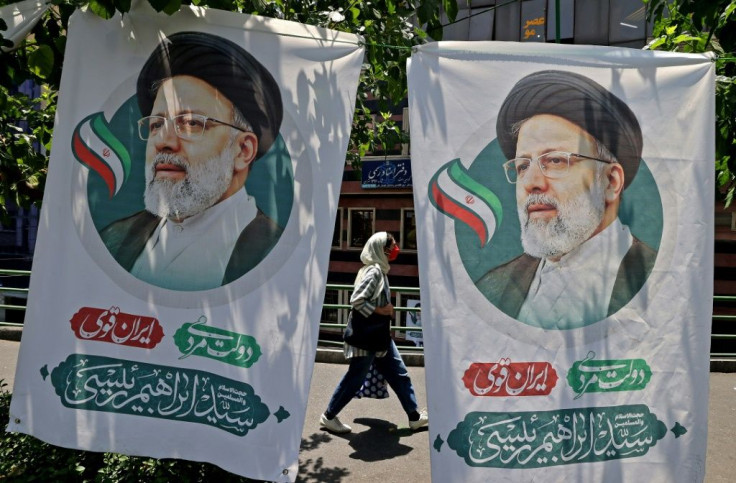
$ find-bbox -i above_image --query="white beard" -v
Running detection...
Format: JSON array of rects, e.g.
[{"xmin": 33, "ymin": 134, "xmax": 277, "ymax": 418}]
[
  {"xmin": 518, "ymin": 176, "xmax": 606, "ymax": 259},
  {"xmin": 143, "ymin": 144, "xmax": 236, "ymax": 221}
]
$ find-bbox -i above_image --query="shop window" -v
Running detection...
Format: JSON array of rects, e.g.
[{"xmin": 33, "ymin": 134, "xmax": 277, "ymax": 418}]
[
  {"xmin": 401, "ymin": 209, "xmax": 417, "ymax": 251},
  {"xmin": 520, "ymin": 0, "xmax": 546, "ymax": 42},
  {"xmin": 348, "ymin": 208, "xmax": 375, "ymax": 249},
  {"xmin": 332, "ymin": 208, "xmax": 343, "ymax": 248}
]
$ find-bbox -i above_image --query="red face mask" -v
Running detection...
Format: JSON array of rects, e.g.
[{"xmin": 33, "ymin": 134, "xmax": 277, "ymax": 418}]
[{"xmin": 387, "ymin": 244, "xmax": 400, "ymax": 261}]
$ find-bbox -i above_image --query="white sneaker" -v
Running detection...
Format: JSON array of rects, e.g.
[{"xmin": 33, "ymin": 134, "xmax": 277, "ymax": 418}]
[
  {"xmin": 409, "ymin": 409, "xmax": 429, "ymax": 431},
  {"xmin": 320, "ymin": 413, "xmax": 352, "ymax": 434}
]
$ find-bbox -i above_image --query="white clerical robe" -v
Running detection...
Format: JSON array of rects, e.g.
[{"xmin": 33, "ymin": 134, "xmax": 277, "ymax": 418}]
[
  {"xmin": 131, "ymin": 189, "xmax": 257, "ymax": 291},
  {"xmin": 518, "ymin": 218, "xmax": 633, "ymax": 328}
]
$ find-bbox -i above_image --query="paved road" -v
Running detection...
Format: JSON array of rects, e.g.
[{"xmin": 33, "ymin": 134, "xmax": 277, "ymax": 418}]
[
  {"xmin": 0, "ymin": 337, "xmax": 19, "ymax": 393},
  {"xmin": 1, "ymin": 337, "xmax": 734, "ymax": 482}
]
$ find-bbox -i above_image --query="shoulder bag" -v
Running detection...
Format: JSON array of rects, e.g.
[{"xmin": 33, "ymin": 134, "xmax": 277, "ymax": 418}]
[{"xmin": 343, "ymin": 309, "xmax": 391, "ymax": 352}]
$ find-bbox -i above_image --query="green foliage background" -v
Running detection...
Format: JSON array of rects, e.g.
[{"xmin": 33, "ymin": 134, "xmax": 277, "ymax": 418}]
[{"xmin": 645, "ymin": 0, "xmax": 736, "ymax": 205}]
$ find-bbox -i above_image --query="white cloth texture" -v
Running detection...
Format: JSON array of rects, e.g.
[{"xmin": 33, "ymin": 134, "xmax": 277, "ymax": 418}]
[
  {"xmin": 518, "ymin": 218, "xmax": 633, "ymax": 327},
  {"xmin": 131, "ymin": 189, "xmax": 257, "ymax": 290}
]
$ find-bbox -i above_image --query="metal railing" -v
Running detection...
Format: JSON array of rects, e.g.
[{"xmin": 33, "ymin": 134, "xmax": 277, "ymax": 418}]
[
  {"xmin": 2, "ymin": 269, "xmax": 735, "ymax": 359},
  {"xmin": 711, "ymin": 295, "xmax": 736, "ymax": 358},
  {"xmin": 0, "ymin": 268, "xmax": 29, "ymax": 328},
  {"xmin": 320, "ymin": 283, "xmax": 423, "ymax": 353}
]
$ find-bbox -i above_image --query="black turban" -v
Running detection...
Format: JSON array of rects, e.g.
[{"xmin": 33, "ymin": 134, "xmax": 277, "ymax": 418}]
[
  {"xmin": 496, "ymin": 70, "xmax": 642, "ymax": 188},
  {"xmin": 137, "ymin": 31, "xmax": 283, "ymax": 159}
]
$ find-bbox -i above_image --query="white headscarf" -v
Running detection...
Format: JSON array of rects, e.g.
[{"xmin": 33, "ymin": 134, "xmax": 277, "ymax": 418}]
[{"xmin": 354, "ymin": 231, "xmax": 390, "ymax": 299}]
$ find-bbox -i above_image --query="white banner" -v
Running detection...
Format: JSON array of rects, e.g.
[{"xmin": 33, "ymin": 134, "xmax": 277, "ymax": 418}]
[
  {"xmin": 408, "ymin": 42, "xmax": 714, "ymax": 482},
  {"xmin": 8, "ymin": 4, "xmax": 362, "ymax": 481}
]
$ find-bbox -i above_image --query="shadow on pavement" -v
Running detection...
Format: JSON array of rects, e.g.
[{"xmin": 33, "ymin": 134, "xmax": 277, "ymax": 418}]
[
  {"xmin": 299, "ymin": 432, "xmax": 351, "ymax": 482},
  {"xmin": 346, "ymin": 418, "xmax": 414, "ymax": 462}
]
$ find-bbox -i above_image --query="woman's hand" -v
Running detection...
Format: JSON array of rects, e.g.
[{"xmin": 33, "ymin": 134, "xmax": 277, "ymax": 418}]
[{"xmin": 374, "ymin": 303, "xmax": 395, "ymax": 319}]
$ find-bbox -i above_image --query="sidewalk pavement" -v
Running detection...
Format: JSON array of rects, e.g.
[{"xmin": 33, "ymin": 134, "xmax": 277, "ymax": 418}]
[{"xmin": 1, "ymin": 334, "xmax": 734, "ymax": 482}]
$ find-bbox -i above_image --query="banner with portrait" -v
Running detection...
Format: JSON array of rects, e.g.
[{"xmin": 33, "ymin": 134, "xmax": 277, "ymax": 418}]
[
  {"xmin": 8, "ymin": 4, "xmax": 363, "ymax": 481},
  {"xmin": 408, "ymin": 43, "xmax": 713, "ymax": 482}
]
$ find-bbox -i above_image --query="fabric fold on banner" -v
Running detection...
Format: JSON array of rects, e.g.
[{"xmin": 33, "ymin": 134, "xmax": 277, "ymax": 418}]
[
  {"xmin": 0, "ymin": 0, "xmax": 49, "ymax": 52},
  {"xmin": 7, "ymin": 3, "xmax": 363, "ymax": 482},
  {"xmin": 408, "ymin": 41, "xmax": 713, "ymax": 483},
  {"xmin": 413, "ymin": 41, "xmax": 715, "ymax": 67}
]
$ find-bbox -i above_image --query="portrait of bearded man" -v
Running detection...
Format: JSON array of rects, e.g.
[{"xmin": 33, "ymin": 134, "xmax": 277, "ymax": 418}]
[
  {"xmin": 100, "ymin": 31, "xmax": 284, "ymax": 291},
  {"xmin": 475, "ymin": 70, "xmax": 658, "ymax": 329}
]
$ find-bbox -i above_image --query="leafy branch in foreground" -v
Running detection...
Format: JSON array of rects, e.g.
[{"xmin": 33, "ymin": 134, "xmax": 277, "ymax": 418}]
[{"xmin": 646, "ymin": 0, "xmax": 736, "ymax": 204}]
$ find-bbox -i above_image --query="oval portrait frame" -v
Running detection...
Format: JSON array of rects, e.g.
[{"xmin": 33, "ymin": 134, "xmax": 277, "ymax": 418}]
[
  {"xmin": 456, "ymin": 132, "xmax": 664, "ymax": 331},
  {"xmin": 71, "ymin": 76, "xmax": 306, "ymax": 307}
]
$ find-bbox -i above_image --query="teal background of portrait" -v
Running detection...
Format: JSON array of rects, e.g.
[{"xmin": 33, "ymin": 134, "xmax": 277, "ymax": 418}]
[
  {"xmin": 86, "ymin": 96, "xmax": 294, "ymax": 232},
  {"xmin": 457, "ymin": 139, "xmax": 663, "ymax": 283}
]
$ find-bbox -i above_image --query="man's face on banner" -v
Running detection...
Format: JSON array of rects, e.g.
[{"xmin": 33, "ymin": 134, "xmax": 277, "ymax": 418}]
[
  {"xmin": 143, "ymin": 75, "xmax": 257, "ymax": 221},
  {"xmin": 514, "ymin": 114, "xmax": 608, "ymax": 260}
]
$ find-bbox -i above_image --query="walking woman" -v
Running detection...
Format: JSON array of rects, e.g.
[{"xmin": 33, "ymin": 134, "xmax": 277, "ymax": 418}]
[{"xmin": 320, "ymin": 232, "xmax": 428, "ymax": 434}]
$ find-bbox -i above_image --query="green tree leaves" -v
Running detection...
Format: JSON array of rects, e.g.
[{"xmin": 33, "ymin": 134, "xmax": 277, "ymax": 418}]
[
  {"xmin": 88, "ymin": 0, "xmax": 117, "ymax": 19},
  {"xmin": 0, "ymin": 85, "xmax": 54, "ymax": 222},
  {"xmin": 647, "ymin": 0, "xmax": 736, "ymax": 204},
  {"xmin": 27, "ymin": 44, "xmax": 53, "ymax": 78}
]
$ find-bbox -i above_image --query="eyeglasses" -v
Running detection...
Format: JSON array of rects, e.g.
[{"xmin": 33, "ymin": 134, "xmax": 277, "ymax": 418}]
[
  {"xmin": 502, "ymin": 151, "xmax": 613, "ymax": 184},
  {"xmin": 137, "ymin": 114, "xmax": 249, "ymax": 141}
]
